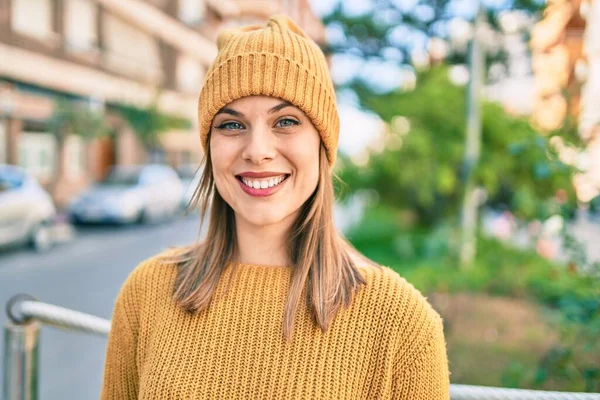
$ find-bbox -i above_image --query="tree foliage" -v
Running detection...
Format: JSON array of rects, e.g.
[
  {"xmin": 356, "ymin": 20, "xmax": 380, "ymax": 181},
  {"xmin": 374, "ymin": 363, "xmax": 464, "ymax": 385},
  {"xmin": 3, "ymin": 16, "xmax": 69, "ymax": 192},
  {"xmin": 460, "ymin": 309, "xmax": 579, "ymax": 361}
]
[
  {"xmin": 339, "ymin": 66, "xmax": 578, "ymax": 226},
  {"xmin": 49, "ymin": 99, "xmax": 108, "ymax": 143},
  {"xmin": 322, "ymin": 0, "xmax": 543, "ymax": 66},
  {"xmin": 116, "ymin": 103, "xmax": 191, "ymax": 147}
]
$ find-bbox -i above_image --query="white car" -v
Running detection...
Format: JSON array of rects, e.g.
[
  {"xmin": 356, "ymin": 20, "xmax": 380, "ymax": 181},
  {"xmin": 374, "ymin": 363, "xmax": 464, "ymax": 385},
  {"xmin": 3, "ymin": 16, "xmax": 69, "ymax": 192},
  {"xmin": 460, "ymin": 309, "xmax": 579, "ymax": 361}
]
[
  {"xmin": 0, "ymin": 164, "xmax": 57, "ymax": 251},
  {"xmin": 69, "ymin": 164, "xmax": 184, "ymax": 224},
  {"xmin": 177, "ymin": 164, "xmax": 203, "ymax": 210}
]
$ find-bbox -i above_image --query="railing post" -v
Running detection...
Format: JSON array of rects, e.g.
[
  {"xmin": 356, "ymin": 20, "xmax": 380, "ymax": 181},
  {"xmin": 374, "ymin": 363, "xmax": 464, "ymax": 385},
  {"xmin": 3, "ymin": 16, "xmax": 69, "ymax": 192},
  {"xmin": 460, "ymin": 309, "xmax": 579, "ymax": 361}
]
[
  {"xmin": 3, "ymin": 294, "xmax": 40, "ymax": 400},
  {"xmin": 3, "ymin": 321, "xmax": 40, "ymax": 400}
]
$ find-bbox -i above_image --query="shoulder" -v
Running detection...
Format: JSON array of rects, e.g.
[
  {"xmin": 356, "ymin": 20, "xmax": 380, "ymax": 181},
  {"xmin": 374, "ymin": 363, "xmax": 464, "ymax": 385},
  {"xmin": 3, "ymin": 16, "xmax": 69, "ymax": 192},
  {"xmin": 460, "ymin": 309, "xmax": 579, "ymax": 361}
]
[
  {"xmin": 115, "ymin": 247, "xmax": 183, "ymax": 306},
  {"xmin": 357, "ymin": 263, "xmax": 434, "ymax": 310},
  {"xmin": 355, "ymin": 263, "xmax": 443, "ymax": 345}
]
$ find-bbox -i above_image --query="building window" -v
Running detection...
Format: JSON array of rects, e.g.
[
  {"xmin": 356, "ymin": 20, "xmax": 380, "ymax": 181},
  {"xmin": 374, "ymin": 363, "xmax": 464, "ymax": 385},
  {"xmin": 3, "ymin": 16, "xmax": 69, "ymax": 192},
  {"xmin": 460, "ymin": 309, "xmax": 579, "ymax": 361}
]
[
  {"xmin": 11, "ymin": 0, "xmax": 55, "ymax": 41},
  {"xmin": 18, "ymin": 132, "xmax": 57, "ymax": 182},
  {"xmin": 148, "ymin": 148, "xmax": 165, "ymax": 164},
  {"xmin": 103, "ymin": 15, "xmax": 163, "ymax": 82},
  {"xmin": 176, "ymin": 55, "xmax": 205, "ymax": 94},
  {"xmin": 179, "ymin": 0, "xmax": 206, "ymax": 25},
  {"xmin": 64, "ymin": 135, "xmax": 86, "ymax": 179},
  {"xmin": 65, "ymin": 0, "xmax": 98, "ymax": 52}
]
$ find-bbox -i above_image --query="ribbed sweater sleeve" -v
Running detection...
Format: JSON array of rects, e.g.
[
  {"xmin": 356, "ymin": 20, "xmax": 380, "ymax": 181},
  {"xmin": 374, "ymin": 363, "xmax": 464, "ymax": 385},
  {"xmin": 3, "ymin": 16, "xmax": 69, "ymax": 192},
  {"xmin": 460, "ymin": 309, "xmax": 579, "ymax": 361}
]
[
  {"xmin": 100, "ymin": 270, "xmax": 141, "ymax": 400},
  {"xmin": 391, "ymin": 313, "xmax": 450, "ymax": 399}
]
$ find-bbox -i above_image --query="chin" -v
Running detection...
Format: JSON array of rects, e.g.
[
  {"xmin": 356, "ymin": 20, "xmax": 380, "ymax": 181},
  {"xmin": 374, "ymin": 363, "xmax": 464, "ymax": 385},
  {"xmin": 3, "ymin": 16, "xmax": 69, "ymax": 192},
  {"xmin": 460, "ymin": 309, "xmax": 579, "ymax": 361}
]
[
  {"xmin": 236, "ymin": 206, "xmax": 294, "ymax": 228},
  {"xmin": 243, "ymin": 214, "xmax": 287, "ymax": 228}
]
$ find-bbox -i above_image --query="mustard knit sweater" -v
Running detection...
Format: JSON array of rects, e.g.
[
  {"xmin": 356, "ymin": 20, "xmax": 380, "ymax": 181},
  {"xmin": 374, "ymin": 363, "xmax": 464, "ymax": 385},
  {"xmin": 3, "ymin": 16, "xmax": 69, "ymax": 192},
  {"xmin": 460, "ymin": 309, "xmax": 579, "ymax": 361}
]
[{"xmin": 100, "ymin": 252, "xmax": 450, "ymax": 399}]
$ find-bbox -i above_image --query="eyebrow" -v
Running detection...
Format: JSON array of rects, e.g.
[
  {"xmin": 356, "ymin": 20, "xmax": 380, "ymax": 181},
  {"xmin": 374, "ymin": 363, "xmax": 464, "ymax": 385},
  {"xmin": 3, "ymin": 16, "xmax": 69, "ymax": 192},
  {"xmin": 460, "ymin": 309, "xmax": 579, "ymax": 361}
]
[
  {"xmin": 215, "ymin": 101, "xmax": 294, "ymax": 118},
  {"xmin": 268, "ymin": 101, "xmax": 294, "ymax": 114},
  {"xmin": 215, "ymin": 108, "xmax": 244, "ymax": 117}
]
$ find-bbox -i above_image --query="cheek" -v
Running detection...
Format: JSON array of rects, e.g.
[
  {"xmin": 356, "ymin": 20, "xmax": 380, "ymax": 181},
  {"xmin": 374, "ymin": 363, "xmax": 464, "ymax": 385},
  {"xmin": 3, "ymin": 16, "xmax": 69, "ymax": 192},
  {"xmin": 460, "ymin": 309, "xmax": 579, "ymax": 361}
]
[
  {"xmin": 302, "ymin": 159, "xmax": 320, "ymax": 190},
  {"xmin": 210, "ymin": 137, "xmax": 237, "ymax": 194},
  {"xmin": 290, "ymin": 146, "xmax": 320, "ymax": 194}
]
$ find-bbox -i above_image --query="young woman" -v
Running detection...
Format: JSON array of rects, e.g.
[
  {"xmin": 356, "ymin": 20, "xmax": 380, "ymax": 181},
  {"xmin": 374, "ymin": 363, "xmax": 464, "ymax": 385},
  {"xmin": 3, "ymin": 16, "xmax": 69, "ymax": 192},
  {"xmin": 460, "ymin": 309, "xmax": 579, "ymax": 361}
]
[{"xmin": 101, "ymin": 14, "xmax": 449, "ymax": 399}]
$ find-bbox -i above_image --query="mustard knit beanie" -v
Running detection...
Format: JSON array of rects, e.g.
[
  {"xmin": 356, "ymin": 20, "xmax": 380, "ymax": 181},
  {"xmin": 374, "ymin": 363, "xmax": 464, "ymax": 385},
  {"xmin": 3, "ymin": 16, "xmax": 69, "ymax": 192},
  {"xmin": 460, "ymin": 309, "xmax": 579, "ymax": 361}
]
[{"xmin": 198, "ymin": 14, "xmax": 339, "ymax": 166}]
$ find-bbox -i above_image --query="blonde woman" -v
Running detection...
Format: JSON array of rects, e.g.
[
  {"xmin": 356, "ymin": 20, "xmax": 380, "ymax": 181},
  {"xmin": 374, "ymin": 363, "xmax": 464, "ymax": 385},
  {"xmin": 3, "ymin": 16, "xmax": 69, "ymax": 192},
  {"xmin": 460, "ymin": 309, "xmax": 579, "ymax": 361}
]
[{"xmin": 101, "ymin": 14, "xmax": 449, "ymax": 399}]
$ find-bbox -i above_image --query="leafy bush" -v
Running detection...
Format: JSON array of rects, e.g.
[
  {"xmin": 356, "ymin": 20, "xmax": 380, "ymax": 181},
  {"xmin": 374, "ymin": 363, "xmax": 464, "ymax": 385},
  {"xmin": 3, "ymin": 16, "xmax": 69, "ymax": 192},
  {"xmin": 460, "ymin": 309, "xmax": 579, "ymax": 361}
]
[{"xmin": 347, "ymin": 207, "xmax": 600, "ymax": 390}]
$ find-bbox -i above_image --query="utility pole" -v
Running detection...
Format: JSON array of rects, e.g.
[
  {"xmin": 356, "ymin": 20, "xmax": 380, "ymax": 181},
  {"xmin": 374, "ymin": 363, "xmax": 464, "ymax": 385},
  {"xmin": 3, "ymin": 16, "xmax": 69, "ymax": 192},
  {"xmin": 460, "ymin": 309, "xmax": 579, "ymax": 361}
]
[{"xmin": 459, "ymin": 6, "xmax": 486, "ymax": 268}]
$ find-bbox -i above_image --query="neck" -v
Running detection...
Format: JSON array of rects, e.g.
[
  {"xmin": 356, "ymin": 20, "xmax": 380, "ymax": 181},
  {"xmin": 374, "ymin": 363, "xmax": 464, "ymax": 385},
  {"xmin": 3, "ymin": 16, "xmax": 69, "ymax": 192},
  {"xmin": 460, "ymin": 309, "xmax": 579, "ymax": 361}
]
[{"xmin": 234, "ymin": 214, "xmax": 296, "ymax": 267}]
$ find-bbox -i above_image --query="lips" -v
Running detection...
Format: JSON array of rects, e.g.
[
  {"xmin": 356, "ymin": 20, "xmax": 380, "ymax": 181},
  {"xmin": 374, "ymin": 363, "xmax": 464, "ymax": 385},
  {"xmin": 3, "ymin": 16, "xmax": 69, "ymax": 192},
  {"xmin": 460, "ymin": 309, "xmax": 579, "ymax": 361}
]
[
  {"xmin": 235, "ymin": 173, "xmax": 290, "ymax": 197},
  {"xmin": 237, "ymin": 174, "xmax": 288, "ymax": 188},
  {"xmin": 237, "ymin": 171, "xmax": 289, "ymax": 179}
]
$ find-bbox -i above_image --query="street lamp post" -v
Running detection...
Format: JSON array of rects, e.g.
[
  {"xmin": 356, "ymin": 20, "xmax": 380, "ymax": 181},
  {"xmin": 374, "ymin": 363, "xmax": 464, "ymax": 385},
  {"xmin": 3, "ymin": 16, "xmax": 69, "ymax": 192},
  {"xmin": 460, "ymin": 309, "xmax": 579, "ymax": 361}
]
[{"xmin": 459, "ymin": 6, "xmax": 486, "ymax": 268}]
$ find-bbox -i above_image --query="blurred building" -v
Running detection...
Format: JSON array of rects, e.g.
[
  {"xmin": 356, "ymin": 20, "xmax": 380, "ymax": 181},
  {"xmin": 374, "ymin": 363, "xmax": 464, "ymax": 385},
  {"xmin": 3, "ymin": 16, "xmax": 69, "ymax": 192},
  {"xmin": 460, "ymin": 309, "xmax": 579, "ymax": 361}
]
[
  {"xmin": 531, "ymin": 0, "xmax": 600, "ymax": 202},
  {"xmin": 0, "ymin": 0, "xmax": 324, "ymax": 207},
  {"xmin": 530, "ymin": 0, "xmax": 587, "ymax": 132}
]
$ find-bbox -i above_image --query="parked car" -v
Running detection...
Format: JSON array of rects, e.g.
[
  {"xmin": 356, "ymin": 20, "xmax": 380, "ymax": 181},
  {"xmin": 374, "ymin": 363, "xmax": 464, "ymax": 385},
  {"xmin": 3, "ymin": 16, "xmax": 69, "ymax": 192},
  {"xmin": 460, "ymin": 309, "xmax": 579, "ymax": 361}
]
[
  {"xmin": 68, "ymin": 164, "xmax": 184, "ymax": 224},
  {"xmin": 177, "ymin": 164, "xmax": 202, "ymax": 210},
  {"xmin": 0, "ymin": 164, "xmax": 57, "ymax": 251}
]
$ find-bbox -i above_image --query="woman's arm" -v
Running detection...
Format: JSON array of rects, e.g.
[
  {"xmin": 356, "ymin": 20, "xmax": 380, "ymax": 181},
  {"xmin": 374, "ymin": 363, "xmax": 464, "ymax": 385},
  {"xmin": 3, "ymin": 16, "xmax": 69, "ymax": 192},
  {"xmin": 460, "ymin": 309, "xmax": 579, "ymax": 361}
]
[
  {"xmin": 100, "ymin": 280, "xmax": 140, "ymax": 399},
  {"xmin": 391, "ymin": 315, "xmax": 450, "ymax": 399}
]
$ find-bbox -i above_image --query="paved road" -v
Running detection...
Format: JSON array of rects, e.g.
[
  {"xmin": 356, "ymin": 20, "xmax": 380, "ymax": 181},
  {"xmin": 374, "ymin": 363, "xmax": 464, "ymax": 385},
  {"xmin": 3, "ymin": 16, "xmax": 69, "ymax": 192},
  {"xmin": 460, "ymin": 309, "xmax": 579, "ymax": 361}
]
[{"xmin": 0, "ymin": 214, "xmax": 200, "ymax": 400}]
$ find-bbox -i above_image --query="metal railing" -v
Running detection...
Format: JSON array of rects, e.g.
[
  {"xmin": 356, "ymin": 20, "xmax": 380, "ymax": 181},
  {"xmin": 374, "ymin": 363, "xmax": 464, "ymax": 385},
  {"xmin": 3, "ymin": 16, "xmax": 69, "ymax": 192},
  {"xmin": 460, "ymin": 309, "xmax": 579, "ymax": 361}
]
[{"xmin": 3, "ymin": 295, "xmax": 600, "ymax": 400}]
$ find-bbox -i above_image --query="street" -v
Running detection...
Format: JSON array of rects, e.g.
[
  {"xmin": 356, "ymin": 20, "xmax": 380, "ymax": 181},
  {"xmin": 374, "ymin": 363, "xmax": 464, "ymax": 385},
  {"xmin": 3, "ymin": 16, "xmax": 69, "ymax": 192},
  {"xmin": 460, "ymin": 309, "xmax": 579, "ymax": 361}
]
[{"xmin": 0, "ymin": 214, "xmax": 200, "ymax": 400}]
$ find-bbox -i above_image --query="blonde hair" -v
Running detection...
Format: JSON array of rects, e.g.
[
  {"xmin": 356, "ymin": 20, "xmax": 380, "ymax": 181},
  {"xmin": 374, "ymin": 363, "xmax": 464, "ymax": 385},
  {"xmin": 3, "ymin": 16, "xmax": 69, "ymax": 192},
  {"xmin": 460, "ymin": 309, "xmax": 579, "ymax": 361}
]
[{"xmin": 165, "ymin": 144, "xmax": 378, "ymax": 341}]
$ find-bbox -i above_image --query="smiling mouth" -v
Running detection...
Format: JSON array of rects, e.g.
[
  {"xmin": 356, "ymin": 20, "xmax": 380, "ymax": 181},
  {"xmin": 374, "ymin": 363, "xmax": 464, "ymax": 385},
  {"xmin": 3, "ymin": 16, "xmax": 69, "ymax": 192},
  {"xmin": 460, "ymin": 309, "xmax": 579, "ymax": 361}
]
[{"xmin": 235, "ymin": 174, "xmax": 291, "ymax": 190}]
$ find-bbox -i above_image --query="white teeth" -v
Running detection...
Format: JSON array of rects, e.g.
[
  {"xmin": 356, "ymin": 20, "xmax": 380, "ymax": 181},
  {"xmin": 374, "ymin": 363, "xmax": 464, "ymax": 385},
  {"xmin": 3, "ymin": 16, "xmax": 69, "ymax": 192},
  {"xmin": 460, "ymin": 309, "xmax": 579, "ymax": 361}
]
[{"xmin": 240, "ymin": 175, "xmax": 287, "ymax": 189}]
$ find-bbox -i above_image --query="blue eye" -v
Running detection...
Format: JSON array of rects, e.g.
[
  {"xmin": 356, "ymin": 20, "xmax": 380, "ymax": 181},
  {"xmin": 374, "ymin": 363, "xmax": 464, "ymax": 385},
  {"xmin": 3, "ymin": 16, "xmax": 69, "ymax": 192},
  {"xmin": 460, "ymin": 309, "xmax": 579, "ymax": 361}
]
[
  {"xmin": 216, "ymin": 121, "xmax": 244, "ymax": 130},
  {"xmin": 276, "ymin": 118, "xmax": 299, "ymax": 128}
]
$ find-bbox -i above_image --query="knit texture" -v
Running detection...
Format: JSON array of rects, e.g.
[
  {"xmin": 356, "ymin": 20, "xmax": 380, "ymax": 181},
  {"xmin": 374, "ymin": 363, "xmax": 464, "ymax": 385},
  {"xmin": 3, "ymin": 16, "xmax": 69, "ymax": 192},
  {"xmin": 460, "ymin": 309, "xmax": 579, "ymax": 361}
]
[
  {"xmin": 197, "ymin": 14, "xmax": 340, "ymax": 166},
  {"xmin": 100, "ymin": 251, "xmax": 450, "ymax": 399}
]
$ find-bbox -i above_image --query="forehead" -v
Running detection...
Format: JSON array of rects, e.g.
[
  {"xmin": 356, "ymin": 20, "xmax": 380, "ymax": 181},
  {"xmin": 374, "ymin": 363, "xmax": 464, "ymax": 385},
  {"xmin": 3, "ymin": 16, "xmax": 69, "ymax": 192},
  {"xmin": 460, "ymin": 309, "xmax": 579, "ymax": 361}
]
[{"xmin": 220, "ymin": 96, "xmax": 296, "ymax": 112}]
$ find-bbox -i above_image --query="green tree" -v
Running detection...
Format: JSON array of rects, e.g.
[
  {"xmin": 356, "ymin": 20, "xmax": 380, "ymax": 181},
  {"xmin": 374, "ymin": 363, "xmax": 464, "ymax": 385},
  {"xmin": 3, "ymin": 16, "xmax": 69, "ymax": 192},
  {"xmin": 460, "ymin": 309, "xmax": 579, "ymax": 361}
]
[
  {"xmin": 48, "ymin": 99, "xmax": 108, "ymax": 188},
  {"xmin": 339, "ymin": 66, "xmax": 578, "ymax": 227},
  {"xmin": 321, "ymin": 0, "xmax": 543, "ymax": 67},
  {"xmin": 116, "ymin": 103, "xmax": 190, "ymax": 149},
  {"xmin": 49, "ymin": 98, "xmax": 108, "ymax": 141}
]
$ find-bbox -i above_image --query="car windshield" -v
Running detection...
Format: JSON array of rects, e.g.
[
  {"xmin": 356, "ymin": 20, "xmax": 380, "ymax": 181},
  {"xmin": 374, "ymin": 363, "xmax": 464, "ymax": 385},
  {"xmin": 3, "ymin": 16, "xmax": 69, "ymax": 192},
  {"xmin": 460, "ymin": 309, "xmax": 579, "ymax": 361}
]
[
  {"xmin": 0, "ymin": 170, "xmax": 24, "ymax": 192},
  {"xmin": 177, "ymin": 166, "xmax": 200, "ymax": 180},
  {"xmin": 101, "ymin": 168, "xmax": 141, "ymax": 186},
  {"xmin": 177, "ymin": 170, "xmax": 195, "ymax": 180}
]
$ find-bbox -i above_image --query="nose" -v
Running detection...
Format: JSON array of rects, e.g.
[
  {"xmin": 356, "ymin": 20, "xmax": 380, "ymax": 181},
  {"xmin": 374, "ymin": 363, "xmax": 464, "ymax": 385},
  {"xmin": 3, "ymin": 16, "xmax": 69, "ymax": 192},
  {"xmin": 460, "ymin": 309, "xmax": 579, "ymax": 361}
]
[{"xmin": 241, "ymin": 125, "xmax": 277, "ymax": 164}]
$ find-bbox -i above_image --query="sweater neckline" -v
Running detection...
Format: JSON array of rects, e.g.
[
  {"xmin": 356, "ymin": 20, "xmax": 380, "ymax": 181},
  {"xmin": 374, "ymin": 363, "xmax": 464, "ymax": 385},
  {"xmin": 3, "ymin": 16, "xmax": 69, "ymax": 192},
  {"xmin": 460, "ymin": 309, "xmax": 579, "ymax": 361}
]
[{"xmin": 231, "ymin": 262, "xmax": 293, "ymax": 269}]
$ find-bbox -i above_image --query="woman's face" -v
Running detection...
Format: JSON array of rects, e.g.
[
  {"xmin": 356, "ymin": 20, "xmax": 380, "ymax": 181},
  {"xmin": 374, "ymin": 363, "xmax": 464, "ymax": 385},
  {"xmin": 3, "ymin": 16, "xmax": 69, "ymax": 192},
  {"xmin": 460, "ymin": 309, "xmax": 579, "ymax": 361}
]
[{"xmin": 210, "ymin": 95, "xmax": 321, "ymax": 229}]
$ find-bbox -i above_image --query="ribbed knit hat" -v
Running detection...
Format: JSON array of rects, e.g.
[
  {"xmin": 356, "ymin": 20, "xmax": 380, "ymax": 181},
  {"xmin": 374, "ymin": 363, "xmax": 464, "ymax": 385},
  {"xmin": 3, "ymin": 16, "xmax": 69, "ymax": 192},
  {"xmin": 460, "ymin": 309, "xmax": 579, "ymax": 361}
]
[{"xmin": 198, "ymin": 14, "xmax": 339, "ymax": 166}]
